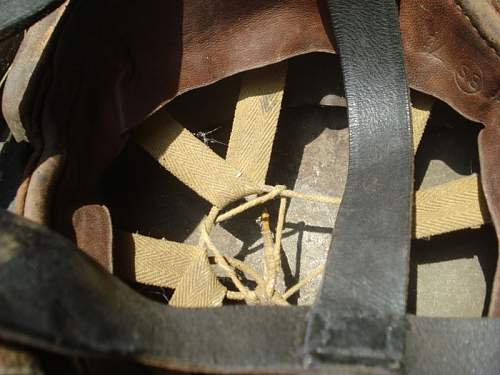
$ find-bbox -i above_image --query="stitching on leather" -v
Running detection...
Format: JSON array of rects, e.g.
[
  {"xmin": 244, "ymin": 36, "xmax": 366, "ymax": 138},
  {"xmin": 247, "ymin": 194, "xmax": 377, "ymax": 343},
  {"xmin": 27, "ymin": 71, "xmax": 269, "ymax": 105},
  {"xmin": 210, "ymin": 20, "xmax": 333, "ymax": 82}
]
[{"xmin": 453, "ymin": 0, "xmax": 500, "ymax": 60}]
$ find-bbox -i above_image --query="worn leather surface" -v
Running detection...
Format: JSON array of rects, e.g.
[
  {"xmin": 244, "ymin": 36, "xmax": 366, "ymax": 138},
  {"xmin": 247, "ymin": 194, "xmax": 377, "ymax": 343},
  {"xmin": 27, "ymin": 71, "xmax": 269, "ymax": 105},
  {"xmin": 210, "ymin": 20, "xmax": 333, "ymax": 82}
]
[
  {"xmin": 0, "ymin": 209, "xmax": 306, "ymax": 373},
  {"xmin": 72, "ymin": 204, "xmax": 113, "ymax": 272},
  {"xmin": 406, "ymin": 316, "xmax": 500, "ymax": 375},
  {"xmin": 456, "ymin": 0, "xmax": 500, "ymax": 53},
  {"xmin": 1, "ymin": 209, "xmax": 499, "ymax": 374},
  {"xmin": 304, "ymin": 0, "xmax": 412, "ymax": 369},
  {"xmin": 2, "ymin": 2, "xmax": 67, "ymax": 144}
]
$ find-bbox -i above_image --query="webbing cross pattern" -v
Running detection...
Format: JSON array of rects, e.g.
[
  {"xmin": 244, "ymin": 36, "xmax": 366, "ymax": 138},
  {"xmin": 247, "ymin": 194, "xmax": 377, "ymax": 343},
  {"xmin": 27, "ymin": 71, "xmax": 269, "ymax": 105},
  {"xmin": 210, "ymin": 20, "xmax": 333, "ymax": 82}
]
[{"xmin": 132, "ymin": 63, "xmax": 489, "ymax": 308}]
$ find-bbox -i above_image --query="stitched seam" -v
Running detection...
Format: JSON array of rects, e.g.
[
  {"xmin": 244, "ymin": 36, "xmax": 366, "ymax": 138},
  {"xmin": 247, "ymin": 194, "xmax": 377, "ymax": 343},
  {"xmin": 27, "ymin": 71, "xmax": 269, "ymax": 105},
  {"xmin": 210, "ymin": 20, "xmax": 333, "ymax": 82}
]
[{"xmin": 453, "ymin": 0, "xmax": 500, "ymax": 60}]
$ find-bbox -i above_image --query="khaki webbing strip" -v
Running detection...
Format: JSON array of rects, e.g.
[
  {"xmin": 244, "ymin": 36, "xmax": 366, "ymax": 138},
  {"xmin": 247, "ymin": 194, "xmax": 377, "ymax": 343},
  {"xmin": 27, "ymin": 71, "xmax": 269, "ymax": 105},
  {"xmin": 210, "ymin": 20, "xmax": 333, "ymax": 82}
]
[
  {"xmin": 226, "ymin": 63, "xmax": 287, "ymax": 185},
  {"xmin": 415, "ymin": 175, "xmax": 489, "ymax": 238},
  {"xmin": 411, "ymin": 92, "xmax": 434, "ymax": 153},
  {"xmin": 135, "ymin": 110, "xmax": 261, "ymax": 208},
  {"xmin": 132, "ymin": 233, "xmax": 226, "ymax": 307},
  {"xmin": 131, "ymin": 65, "xmax": 287, "ymax": 307},
  {"xmin": 169, "ymin": 250, "xmax": 227, "ymax": 307},
  {"xmin": 133, "ymin": 234, "xmax": 200, "ymax": 288},
  {"xmin": 408, "ymin": 93, "xmax": 489, "ymax": 238}
]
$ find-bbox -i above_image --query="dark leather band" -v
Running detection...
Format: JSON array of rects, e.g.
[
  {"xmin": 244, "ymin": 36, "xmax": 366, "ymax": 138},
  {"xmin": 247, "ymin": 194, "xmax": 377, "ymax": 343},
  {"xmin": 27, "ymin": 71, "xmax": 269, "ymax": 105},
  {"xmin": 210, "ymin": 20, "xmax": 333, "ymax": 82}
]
[
  {"xmin": 304, "ymin": 0, "xmax": 412, "ymax": 369},
  {"xmin": 0, "ymin": 210, "xmax": 306, "ymax": 373},
  {"xmin": 0, "ymin": 209, "xmax": 499, "ymax": 374},
  {"xmin": 406, "ymin": 316, "xmax": 500, "ymax": 374},
  {"xmin": 0, "ymin": 0, "xmax": 65, "ymax": 40}
]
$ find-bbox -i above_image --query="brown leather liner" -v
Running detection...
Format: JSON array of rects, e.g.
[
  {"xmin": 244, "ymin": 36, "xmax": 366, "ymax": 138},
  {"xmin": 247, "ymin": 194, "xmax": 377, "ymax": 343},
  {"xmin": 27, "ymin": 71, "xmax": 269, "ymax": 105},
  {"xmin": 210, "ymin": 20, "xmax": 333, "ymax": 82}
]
[
  {"xmin": 72, "ymin": 204, "xmax": 113, "ymax": 272},
  {"xmin": 3, "ymin": 0, "xmax": 500, "ymax": 312}
]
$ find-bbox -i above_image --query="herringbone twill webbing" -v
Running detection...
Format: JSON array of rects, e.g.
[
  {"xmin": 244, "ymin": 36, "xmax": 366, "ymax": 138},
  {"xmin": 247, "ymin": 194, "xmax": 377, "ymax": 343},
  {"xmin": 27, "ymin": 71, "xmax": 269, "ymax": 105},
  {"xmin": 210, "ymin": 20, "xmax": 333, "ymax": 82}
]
[
  {"xmin": 410, "ymin": 93, "xmax": 489, "ymax": 238},
  {"xmin": 226, "ymin": 63, "xmax": 286, "ymax": 185},
  {"xmin": 130, "ymin": 64, "xmax": 287, "ymax": 306},
  {"xmin": 131, "ymin": 234, "xmax": 226, "ymax": 307},
  {"xmin": 134, "ymin": 111, "xmax": 261, "ymax": 208},
  {"xmin": 415, "ymin": 175, "xmax": 489, "ymax": 238},
  {"xmin": 130, "ymin": 64, "xmax": 490, "ymax": 307}
]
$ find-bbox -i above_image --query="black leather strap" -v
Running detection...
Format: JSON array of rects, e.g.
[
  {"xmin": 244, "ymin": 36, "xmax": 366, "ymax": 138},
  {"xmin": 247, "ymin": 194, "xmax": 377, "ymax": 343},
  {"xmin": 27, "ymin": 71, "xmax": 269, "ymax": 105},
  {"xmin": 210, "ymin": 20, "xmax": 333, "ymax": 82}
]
[
  {"xmin": 304, "ymin": 0, "xmax": 412, "ymax": 369},
  {"xmin": 406, "ymin": 316, "xmax": 500, "ymax": 375},
  {"xmin": 0, "ymin": 210, "xmax": 307, "ymax": 373},
  {"xmin": 0, "ymin": 210, "xmax": 499, "ymax": 374},
  {"xmin": 0, "ymin": 0, "xmax": 65, "ymax": 40}
]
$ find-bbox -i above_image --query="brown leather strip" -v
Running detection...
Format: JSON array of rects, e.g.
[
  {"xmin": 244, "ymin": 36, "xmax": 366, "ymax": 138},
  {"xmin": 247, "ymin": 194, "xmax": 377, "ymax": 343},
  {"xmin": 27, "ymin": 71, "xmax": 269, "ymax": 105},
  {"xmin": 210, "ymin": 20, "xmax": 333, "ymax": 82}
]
[
  {"xmin": 481, "ymin": 123, "xmax": 500, "ymax": 316},
  {"xmin": 400, "ymin": 0, "xmax": 500, "ymax": 126},
  {"xmin": 455, "ymin": 0, "xmax": 500, "ymax": 56},
  {"xmin": 72, "ymin": 204, "xmax": 113, "ymax": 272}
]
